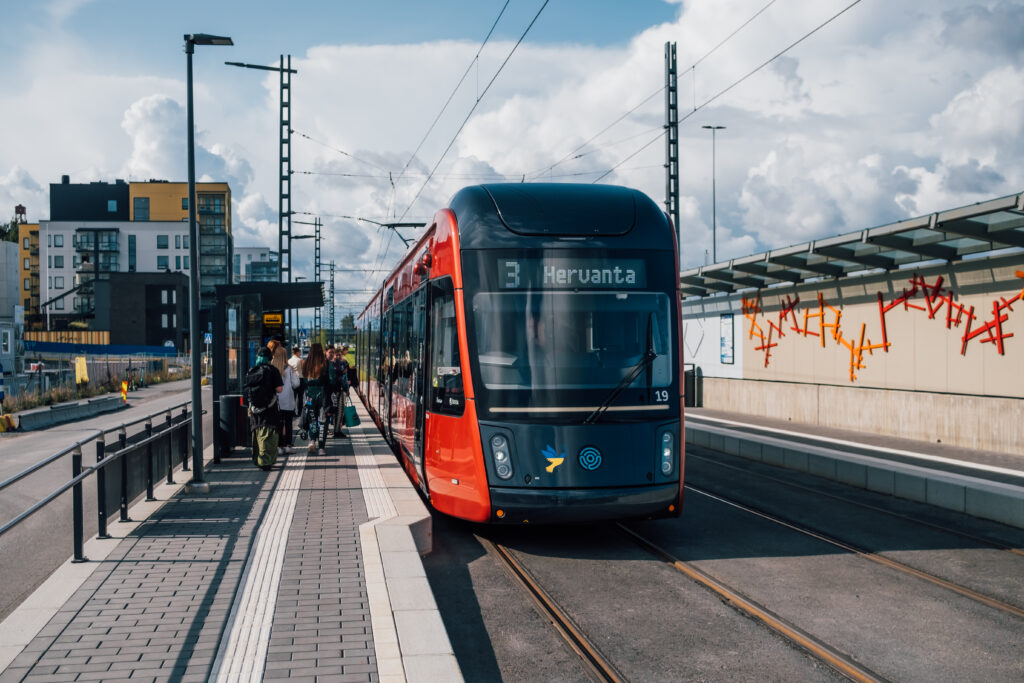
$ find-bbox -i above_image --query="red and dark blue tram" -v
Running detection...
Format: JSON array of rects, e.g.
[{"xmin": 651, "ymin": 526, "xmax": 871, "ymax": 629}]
[{"xmin": 354, "ymin": 183, "xmax": 684, "ymax": 523}]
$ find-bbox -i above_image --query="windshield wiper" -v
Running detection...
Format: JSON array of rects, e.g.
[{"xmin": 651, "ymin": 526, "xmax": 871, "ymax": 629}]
[{"xmin": 584, "ymin": 314, "xmax": 656, "ymax": 425}]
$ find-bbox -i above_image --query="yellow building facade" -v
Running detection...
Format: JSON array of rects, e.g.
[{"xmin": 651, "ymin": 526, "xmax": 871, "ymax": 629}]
[
  {"xmin": 128, "ymin": 181, "xmax": 231, "ymax": 235},
  {"xmin": 18, "ymin": 223, "xmax": 39, "ymax": 318}
]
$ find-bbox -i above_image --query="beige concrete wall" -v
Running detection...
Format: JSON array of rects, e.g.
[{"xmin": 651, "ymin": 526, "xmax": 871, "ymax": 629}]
[
  {"xmin": 703, "ymin": 377, "xmax": 1024, "ymax": 455},
  {"xmin": 736, "ymin": 256, "xmax": 1024, "ymax": 399}
]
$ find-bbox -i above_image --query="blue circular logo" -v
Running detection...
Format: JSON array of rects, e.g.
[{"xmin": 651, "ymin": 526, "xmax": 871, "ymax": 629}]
[{"xmin": 578, "ymin": 446, "xmax": 602, "ymax": 471}]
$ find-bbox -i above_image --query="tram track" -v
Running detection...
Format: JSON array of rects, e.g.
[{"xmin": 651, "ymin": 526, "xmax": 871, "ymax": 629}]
[
  {"xmin": 689, "ymin": 450, "xmax": 1024, "ymax": 558},
  {"xmin": 682, "ymin": 483, "xmax": 1024, "ymax": 621},
  {"xmin": 612, "ymin": 524, "xmax": 886, "ymax": 683},
  {"xmin": 478, "ymin": 535, "xmax": 624, "ymax": 683}
]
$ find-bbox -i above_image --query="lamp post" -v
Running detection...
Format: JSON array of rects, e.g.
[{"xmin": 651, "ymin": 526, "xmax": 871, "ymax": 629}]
[
  {"xmin": 702, "ymin": 125, "xmax": 725, "ymax": 264},
  {"xmin": 185, "ymin": 32, "xmax": 233, "ymax": 492},
  {"xmin": 292, "ymin": 229, "xmax": 318, "ymax": 342}
]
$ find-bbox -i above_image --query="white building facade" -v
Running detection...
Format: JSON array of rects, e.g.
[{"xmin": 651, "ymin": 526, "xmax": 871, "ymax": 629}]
[{"xmin": 38, "ymin": 220, "xmax": 191, "ymax": 318}]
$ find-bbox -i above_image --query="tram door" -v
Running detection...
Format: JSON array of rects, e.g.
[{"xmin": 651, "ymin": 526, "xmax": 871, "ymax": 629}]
[
  {"xmin": 411, "ymin": 286, "xmax": 428, "ymax": 491},
  {"xmin": 383, "ymin": 288, "xmax": 395, "ymax": 441}
]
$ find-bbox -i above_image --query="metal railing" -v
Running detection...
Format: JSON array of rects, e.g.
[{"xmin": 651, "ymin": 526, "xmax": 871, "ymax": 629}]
[{"xmin": 0, "ymin": 401, "xmax": 196, "ymax": 563}]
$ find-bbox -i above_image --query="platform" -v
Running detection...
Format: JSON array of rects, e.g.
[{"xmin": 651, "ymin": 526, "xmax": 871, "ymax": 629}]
[{"xmin": 0, "ymin": 398, "xmax": 462, "ymax": 683}]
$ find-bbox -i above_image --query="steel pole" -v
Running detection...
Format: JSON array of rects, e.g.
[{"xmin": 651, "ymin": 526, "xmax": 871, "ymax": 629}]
[{"xmin": 185, "ymin": 42, "xmax": 207, "ymax": 488}]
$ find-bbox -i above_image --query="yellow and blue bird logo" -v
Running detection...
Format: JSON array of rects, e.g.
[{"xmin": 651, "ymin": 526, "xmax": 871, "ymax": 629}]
[{"xmin": 543, "ymin": 444, "xmax": 565, "ymax": 473}]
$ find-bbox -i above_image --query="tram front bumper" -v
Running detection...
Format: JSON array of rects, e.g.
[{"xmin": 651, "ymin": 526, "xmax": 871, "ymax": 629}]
[{"xmin": 488, "ymin": 483, "xmax": 679, "ymax": 524}]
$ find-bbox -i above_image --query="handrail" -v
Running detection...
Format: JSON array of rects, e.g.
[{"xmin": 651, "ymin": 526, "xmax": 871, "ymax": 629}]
[
  {"xmin": 0, "ymin": 401, "xmax": 200, "ymax": 562},
  {"xmin": 0, "ymin": 400, "xmax": 191, "ymax": 495}
]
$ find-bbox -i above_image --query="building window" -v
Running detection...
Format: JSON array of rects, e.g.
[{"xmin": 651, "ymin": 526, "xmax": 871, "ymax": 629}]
[
  {"xmin": 134, "ymin": 196, "xmax": 150, "ymax": 221},
  {"xmin": 48, "ymin": 256, "xmax": 52, "ymax": 267},
  {"xmin": 184, "ymin": 255, "xmax": 189, "ymax": 270},
  {"xmin": 55, "ymin": 276, "xmax": 65, "ymax": 289},
  {"xmin": 23, "ymin": 257, "xmax": 29, "ymax": 269},
  {"xmin": 161, "ymin": 290, "xmax": 168, "ymax": 305},
  {"xmin": 24, "ymin": 278, "xmax": 30, "ymax": 291},
  {"xmin": 23, "ymin": 237, "xmax": 29, "ymax": 249},
  {"xmin": 171, "ymin": 313, "xmax": 176, "ymax": 328},
  {"xmin": 162, "ymin": 313, "xmax": 169, "ymax": 328},
  {"xmin": 108, "ymin": 199, "xmax": 117, "ymax": 213},
  {"xmin": 73, "ymin": 255, "xmax": 80, "ymax": 268},
  {"xmin": 1, "ymin": 329, "xmax": 9, "ymax": 354},
  {"xmin": 175, "ymin": 235, "xmax": 181, "ymax": 249},
  {"xmin": 48, "ymin": 234, "xmax": 51, "ymax": 247},
  {"xmin": 48, "ymin": 277, "xmax": 52, "ymax": 289},
  {"xmin": 175, "ymin": 255, "xmax": 181, "ymax": 269},
  {"xmin": 172, "ymin": 289, "xmax": 176, "ymax": 304},
  {"xmin": 157, "ymin": 255, "xmax": 169, "ymax": 270},
  {"xmin": 54, "ymin": 255, "xmax": 64, "ymax": 268},
  {"xmin": 54, "ymin": 234, "xmax": 64, "ymax": 247},
  {"xmin": 183, "ymin": 235, "xmax": 189, "ymax": 248},
  {"xmin": 182, "ymin": 197, "xmax": 188, "ymax": 210},
  {"xmin": 157, "ymin": 235, "xmax": 169, "ymax": 249},
  {"xmin": 54, "ymin": 298, "xmax": 64, "ymax": 311},
  {"xmin": 128, "ymin": 234, "xmax": 136, "ymax": 272}
]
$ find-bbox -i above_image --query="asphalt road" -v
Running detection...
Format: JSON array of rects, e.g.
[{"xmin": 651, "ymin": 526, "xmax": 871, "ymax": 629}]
[
  {"xmin": 0, "ymin": 380, "xmax": 213, "ymax": 621},
  {"xmin": 424, "ymin": 444, "xmax": 1024, "ymax": 681}
]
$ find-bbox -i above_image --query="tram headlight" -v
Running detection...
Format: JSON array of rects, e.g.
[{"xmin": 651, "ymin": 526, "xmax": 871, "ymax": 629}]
[
  {"xmin": 660, "ymin": 431, "xmax": 674, "ymax": 475},
  {"xmin": 490, "ymin": 434, "xmax": 514, "ymax": 480}
]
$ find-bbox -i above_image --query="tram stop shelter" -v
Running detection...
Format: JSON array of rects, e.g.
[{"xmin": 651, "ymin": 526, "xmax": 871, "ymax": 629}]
[{"xmin": 210, "ymin": 281, "xmax": 324, "ymax": 459}]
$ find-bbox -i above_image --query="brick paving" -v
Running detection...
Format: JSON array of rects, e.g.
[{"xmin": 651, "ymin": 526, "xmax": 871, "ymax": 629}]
[
  {"xmin": 264, "ymin": 446, "xmax": 376, "ymax": 682},
  {"xmin": 0, "ymin": 436, "xmax": 378, "ymax": 683}
]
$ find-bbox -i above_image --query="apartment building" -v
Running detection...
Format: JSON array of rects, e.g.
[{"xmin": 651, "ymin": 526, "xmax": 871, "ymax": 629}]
[{"xmin": 233, "ymin": 246, "xmax": 279, "ymax": 283}]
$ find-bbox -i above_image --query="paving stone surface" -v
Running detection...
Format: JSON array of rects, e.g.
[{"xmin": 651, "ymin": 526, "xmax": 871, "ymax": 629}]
[
  {"xmin": 1, "ymin": 435, "xmax": 378, "ymax": 683},
  {"xmin": 266, "ymin": 444, "xmax": 377, "ymax": 681}
]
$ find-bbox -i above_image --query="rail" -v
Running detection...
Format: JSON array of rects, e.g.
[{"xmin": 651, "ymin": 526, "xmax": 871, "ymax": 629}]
[{"xmin": 0, "ymin": 401, "xmax": 198, "ymax": 563}]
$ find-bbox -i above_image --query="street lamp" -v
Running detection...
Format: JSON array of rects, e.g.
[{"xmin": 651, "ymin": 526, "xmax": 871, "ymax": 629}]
[
  {"xmin": 702, "ymin": 125, "xmax": 725, "ymax": 264},
  {"xmin": 185, "ymin": 32, "xmax": 233, "ymax": 492}
]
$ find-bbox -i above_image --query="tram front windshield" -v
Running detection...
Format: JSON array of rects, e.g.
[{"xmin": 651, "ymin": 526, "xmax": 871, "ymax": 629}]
[{"xmin": 464, "ymin": 251, "xmax": 675, "ymax": 420}]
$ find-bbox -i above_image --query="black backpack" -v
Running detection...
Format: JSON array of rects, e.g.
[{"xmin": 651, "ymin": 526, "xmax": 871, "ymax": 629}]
[{"xmin": 245, "ymin": 364, "xmax": 278, "ymax": 412}]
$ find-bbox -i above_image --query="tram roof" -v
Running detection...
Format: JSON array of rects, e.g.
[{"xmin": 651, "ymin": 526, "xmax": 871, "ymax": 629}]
[{"xmin": 680, "ymin": 191, "xmax": 1024, "ymax": 299}]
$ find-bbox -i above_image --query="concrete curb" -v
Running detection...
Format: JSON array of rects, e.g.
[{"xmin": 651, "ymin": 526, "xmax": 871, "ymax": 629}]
[
  {"xmin": 351, "ymin": 400, "xmax": 463, "ymax": 683},
  {"xmin": 15, "ymin": 395, "xmax": 126, "ymax": 431},
  {"xmin": 686, "ymin": 421, "xmax": 1024, "ymax": 529}
]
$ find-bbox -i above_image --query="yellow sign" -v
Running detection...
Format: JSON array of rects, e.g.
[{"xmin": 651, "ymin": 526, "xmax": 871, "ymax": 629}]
[
  {"xmin": 263, "ymin": 312, "xmax": 283, "ymax": 326},
  {"xmin": 121, "ymin": 381, "xmax": 128, "ymax": 403},
  {"xmin": 74, "ymin": 356, "xmax": 89, "ymax": 385}
]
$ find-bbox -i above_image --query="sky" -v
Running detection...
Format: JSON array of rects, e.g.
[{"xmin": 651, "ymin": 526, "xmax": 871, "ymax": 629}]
[{"xmin": 2, "ymin": 0, "xmax": 1022, "ymax": 316}]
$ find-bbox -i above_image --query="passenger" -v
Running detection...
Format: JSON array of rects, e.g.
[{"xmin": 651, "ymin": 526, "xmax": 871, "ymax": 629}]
[
  {"xmin": 325, "ymin": 346, "xmax": 349, "ymax": 438},
  {"xmin": 271, "ymin": 346, "xmax": 300, "ymax": 455},
  {"xmin": 302, "ymin": 343, "xmax": 331, "ymax": 456},
  {"xmin": 289, "ymin": 345, "xmax": 305, "ymax": 411},
  {"xmin": 244, "ymin": 346, "xmax": 283, "ymax": 471}
]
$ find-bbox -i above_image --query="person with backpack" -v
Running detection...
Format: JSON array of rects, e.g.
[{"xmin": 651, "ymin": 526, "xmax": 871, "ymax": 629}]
[
  {"xmin": 301, "ymin": 343, "xmax": 331, "ymax": 455},
  {"xmin": 327, "ymin": 345, "xmax": 350, "ymax": 438},
  {"xmin": 245, "ymin": 346, "xmax": 284, "ymax": 470}
]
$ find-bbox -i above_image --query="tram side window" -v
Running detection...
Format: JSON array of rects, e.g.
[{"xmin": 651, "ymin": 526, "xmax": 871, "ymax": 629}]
[{"xmin": 429, "ymin": 278, "xmax": 464, "ymax": 415}]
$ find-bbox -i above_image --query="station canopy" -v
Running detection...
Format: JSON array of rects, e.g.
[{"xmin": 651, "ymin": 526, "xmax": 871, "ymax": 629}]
[
  {"xmin": 214, "ymin": 280, "xmax": 325, "ymax": 309},
  {"xmin": 680, "ymin": 192, "xmax": 1024, "ymax": 299}
]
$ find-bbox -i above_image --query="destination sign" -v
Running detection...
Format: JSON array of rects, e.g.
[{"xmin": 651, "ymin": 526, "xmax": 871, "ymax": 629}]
[{"xmin": 498, "ymin": 258, "xmax": 647, "ymax": 290}]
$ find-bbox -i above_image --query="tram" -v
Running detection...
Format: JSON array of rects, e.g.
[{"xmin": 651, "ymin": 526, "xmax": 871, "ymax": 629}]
[{"xmin": 354, "ymin": 183, "xmax": 684, "ymax": 523}]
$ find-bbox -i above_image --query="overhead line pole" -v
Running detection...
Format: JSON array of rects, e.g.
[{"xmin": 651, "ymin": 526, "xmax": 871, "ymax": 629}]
[
  {"xmin": 665, "ymin": 42, "xmax": 681, "ymax": 263},
  {"xmin": 225, "ymin": 56, "xmax": 298, "ymax": 339}
]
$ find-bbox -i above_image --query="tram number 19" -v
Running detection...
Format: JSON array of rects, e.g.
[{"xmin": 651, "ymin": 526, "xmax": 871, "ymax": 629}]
[
  {"xmin": 655, "ymin": 390, "xmax": 669, "ymax": 402},
  {"xmin": 503, "ymin": 260, "xmax": 520, "ymax": 288}
]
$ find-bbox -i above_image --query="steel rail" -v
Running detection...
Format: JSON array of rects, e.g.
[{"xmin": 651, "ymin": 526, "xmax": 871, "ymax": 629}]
[
  {"xmin": 617, "ymin": 524, "xmax": 887, "ymax": 683},
  {"xmin": 689, "ymin": 451, "xmax": 1024, "ymax": 558},
  {"xmin": 480, "ymin": 536, "xmax": 624, "ymax": 683},
  {"xmin": 687, "ymin": 484, "xmax": 1024, "ymax": 621}
]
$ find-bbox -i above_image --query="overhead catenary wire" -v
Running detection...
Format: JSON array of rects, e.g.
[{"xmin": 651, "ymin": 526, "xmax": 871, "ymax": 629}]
[
  {"xmin": 293, "ymin": 130, "xmax": 392, "ymax": 173},
  {"xmin": 530, "ymin": 0, "xmax": 787, "ymax": 180},
  {"xmin": 393, "ymin": 0, "xmax": 512, "ymax": 188},
  {"xmin": 593, "ymin": 0, "xmax": 864, "ymax": 185},
  {"xmin": 395, "ymin": 0, "xmax": 551, "ymax": 224}
]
